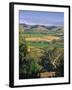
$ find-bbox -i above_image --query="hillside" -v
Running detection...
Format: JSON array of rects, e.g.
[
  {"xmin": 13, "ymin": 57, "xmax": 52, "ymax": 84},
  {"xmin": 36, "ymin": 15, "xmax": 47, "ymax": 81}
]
[{"xmin": 19, "ymin": 24, "xmax": 64, "ymax": 35}]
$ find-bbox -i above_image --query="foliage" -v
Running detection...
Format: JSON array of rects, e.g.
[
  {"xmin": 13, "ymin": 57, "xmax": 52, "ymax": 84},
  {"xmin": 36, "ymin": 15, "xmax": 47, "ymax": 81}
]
[
  {"xmin": 54, "ymin": 51, "xmax": 64, "ymax": 77},
  {"xmin": 39, "ymin": 47, "xmax": 64, "ymax": 77},
  {"xmin": 40, "ymin": 48, "xmax": 54, "ymax": 72},
  {"xmin": 19, "ymin": 28, "xmax": 42, "ymax": 79}
]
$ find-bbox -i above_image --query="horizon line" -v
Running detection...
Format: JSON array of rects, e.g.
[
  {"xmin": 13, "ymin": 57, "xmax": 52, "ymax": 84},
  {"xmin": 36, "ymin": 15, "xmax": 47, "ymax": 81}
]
[{"xmin": 19, "ymin": 23, "xmax": 64, "ymax": 27}]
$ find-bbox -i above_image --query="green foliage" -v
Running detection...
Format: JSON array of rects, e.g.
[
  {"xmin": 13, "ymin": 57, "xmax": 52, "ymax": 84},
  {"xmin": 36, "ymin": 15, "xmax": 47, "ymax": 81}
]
[
  {"xmin": 19, "ymin": 28, "xmax": 28, "ymax": 78},
  {"xmin": 39, "ymin": 47, "xmax": 64, "ymax": 77},
  {"xmin": 19, "ymin": 54, "xmax": 42, "ymax": 79},
  {"xmin": 54, "ymin": 51, "xmax": 64, "ymax": 77},
  {"xmin": 40, "ymin": 48, "xmax": 54, "ymax": 72},
  {"xmin": 19, "ymin": 28, "xmax": 42, "ymax": 79}
]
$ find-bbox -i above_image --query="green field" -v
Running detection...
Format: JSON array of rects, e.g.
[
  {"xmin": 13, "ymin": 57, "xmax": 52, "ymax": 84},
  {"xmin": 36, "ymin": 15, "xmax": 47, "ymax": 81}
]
[{"xmin": 26, "ymin": 41, "xmax": 64, "ymax": 48}]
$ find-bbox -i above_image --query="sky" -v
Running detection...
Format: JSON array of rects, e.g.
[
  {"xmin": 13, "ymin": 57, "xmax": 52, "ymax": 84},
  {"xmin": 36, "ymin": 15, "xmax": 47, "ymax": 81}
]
[{"xmin": 19, "ymin": 10, "xmax": 64, "ymax": 26}]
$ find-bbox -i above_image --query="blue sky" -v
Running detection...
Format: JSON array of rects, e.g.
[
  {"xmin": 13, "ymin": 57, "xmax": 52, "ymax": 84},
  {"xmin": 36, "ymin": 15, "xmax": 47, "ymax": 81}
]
[{"xmin": 19, "ymin": 10, "xmax": 64, "ymax": 26}]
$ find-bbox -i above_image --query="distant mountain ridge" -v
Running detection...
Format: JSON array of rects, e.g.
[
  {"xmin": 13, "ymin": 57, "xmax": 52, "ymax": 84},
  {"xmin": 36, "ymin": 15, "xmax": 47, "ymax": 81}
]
[{"xmin": 19, "ymin": 23, "xmax": 64, "ymax": 31}]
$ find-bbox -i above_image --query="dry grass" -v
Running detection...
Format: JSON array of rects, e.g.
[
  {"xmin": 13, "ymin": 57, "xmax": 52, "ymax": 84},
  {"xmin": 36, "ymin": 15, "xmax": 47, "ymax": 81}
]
[{"xmin": 25, "ymin": 35, "xmax": 59, "ymax": 42}]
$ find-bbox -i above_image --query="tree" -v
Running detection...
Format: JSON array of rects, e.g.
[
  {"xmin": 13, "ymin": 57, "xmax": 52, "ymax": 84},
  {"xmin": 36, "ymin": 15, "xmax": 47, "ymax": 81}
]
[
  {"xmin": 39, "ymin": 47, "xmax": 64, "ymax": 77},
  {"xmin": 25, "ymin": 56, "xmax": 42, "ymax": 78},
  {"xmin": 19, "ymin": 26, "xmax": 28, "ymax": 79},
  {"xmin": 19, "ymin": 26, "xmax": 42, "ymax": 79},
  {"xmin": 40, "ymin": 48, "xmax": 54, "ymax": 72},
  {"xmin": 54, "ymin": 51, "xmax": 64, "ymax": 77}
]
